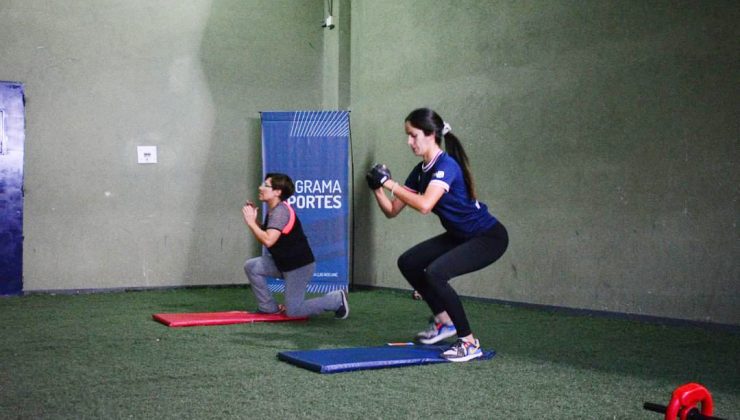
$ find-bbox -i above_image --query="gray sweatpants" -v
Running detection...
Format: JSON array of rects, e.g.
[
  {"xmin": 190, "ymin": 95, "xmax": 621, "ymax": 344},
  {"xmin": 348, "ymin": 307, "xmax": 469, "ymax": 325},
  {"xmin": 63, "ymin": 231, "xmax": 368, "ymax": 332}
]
[{"xmin": 243, "ymin": 255, "xmax": 342, "ymax": 317}]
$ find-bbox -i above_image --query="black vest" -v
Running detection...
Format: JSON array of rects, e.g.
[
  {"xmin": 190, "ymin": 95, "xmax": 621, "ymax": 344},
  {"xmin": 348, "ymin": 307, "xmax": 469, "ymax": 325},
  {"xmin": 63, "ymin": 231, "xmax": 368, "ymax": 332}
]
[{"xmin": 263, "ymin": 202, "xmax": 315, "ymax": 272}]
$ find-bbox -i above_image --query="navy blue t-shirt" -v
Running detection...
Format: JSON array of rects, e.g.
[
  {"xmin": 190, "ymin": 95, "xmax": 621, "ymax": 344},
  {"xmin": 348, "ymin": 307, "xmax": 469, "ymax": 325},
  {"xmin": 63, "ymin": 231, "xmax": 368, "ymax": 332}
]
[{"xmin": 403, "ymin": 151, "xmax": 498, "ymax": 238}]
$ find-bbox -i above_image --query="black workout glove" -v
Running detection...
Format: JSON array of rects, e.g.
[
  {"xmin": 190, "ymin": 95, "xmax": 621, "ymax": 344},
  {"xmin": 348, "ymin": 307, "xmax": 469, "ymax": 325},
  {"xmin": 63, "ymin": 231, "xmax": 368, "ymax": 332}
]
[
  {"xmin": 366, "ymin": 164, "xmax": 391, "ymax": 190},
  {"xmin": 366, "ymin": 172, "xmax": 382, "ymax": 190}
]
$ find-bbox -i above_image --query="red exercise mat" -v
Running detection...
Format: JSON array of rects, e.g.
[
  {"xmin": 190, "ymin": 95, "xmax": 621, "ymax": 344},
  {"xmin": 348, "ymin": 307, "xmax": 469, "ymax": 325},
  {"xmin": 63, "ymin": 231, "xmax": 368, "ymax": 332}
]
[{"xmin": 152, "ymin": 311, "xmax": 308, "ymax": 327}]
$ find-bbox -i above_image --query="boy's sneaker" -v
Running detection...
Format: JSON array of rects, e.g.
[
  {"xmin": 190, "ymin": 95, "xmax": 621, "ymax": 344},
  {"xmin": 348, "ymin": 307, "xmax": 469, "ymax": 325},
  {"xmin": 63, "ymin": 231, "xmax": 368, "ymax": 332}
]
[
  {"xmin": 441, "ymin": 338, "xmax": 483, "ymax": 362},
  {"xmin": 417, "ymin": 320, "xmax": 457, "ymax": 344},
  {"xmin": 334, "ymin": 289, "xmax": 349, "ymax": 319}
]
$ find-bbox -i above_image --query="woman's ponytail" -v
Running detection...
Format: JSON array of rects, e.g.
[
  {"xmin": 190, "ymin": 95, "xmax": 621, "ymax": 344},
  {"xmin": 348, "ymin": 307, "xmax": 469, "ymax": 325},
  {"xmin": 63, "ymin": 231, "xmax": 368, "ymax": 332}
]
[{"xmin": 443, "ymin": 132, "xmax": 477, "ymax": 200}]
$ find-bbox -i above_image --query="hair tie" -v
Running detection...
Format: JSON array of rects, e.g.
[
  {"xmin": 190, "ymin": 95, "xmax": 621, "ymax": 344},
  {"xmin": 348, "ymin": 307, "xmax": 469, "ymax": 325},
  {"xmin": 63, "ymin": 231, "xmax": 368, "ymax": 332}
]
[{"xmin": 442, "ymin": 122, "xmax": 452, "ymax": 135}]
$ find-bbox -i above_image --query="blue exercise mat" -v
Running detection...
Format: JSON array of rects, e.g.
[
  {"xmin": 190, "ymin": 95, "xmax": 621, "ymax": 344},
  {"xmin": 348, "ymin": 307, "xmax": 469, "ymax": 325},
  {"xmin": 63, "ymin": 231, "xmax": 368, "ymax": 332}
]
[{"xmin": 277, "ymin": 344, "xmax": 496, "ymax": 373}]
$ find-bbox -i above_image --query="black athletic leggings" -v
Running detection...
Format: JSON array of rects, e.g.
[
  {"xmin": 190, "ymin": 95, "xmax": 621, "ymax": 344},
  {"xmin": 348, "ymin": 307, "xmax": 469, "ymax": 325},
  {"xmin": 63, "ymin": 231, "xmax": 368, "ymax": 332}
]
[{"xmin": 397, "ymin": 222, "xmax": 508, "ymax": 338}]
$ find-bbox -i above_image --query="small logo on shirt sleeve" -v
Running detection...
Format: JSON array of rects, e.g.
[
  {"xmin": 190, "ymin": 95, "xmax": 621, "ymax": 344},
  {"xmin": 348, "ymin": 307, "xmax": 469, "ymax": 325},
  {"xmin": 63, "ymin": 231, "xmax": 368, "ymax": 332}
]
[{"xmin": 433, "ymin": 171, "xmax": 445, "ymax": 179}]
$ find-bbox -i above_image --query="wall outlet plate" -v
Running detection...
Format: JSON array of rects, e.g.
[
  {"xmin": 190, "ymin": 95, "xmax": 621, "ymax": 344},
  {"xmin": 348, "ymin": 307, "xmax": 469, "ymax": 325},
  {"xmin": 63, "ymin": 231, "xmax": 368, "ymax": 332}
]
[{"xmin": 137, "ymin": 146, "xmax": 157, "ymax": 164}]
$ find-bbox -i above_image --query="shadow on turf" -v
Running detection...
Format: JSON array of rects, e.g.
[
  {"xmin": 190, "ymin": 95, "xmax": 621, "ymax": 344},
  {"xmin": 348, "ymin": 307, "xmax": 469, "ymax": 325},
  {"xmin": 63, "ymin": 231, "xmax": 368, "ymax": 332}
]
[{"xmin": 480, "ymin": 308, "xmax": 740, "ymax": 393}]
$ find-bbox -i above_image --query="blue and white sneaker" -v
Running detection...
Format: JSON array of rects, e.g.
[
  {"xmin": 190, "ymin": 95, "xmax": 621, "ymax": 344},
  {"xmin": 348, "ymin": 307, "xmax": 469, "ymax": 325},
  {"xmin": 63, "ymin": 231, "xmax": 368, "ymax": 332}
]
[
  {"xmin": 441, "ymin": 338, "xmax": 483, "ymax": 362},
  {"xmin": 417, "ymin": 320, "xmax": 457, "ymax": 344}
]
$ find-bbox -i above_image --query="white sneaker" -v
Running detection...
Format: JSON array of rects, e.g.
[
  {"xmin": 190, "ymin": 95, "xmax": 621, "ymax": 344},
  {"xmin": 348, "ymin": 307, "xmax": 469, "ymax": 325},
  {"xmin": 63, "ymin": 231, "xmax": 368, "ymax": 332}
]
[
  {"xmin": 417, "ymin": 321, "xmax": 457, "ymax": 344},
  {"xmin": 334, "ymin": 289, "xmax": 349, "ymax": 319},
  {"xmin": 442, "ymin": 338, "xmax": 483, "ymax": 362}
]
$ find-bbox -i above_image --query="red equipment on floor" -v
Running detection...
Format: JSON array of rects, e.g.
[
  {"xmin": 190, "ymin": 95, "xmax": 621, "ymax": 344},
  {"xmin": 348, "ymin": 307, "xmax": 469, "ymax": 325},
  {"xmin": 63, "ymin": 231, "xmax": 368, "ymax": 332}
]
[
  {"xmin": 644, "ymin": 382, "xmax": 725, "ymax": 420},
  {"xmin": 152, "ymin": 311, "xmax": 307, "ymax": 327}
]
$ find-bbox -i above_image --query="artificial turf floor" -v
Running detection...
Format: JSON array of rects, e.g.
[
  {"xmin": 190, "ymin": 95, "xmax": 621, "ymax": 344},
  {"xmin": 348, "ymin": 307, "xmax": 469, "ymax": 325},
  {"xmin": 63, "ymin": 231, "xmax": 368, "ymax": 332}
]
[{"xmin": 1, "ymin": 287, "xmax": 738, "ymax": 419}]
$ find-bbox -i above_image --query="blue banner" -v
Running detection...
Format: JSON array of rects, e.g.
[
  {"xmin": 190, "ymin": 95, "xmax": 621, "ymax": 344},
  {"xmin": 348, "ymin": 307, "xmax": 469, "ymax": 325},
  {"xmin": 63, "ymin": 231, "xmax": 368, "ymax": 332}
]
[
  {"xmin": 0, "ymin": 82, "xmax": 25, "ymax": 296},
  {"xmin": 260, "ymin": 111, "xmax": 350, "ymax": 293}
]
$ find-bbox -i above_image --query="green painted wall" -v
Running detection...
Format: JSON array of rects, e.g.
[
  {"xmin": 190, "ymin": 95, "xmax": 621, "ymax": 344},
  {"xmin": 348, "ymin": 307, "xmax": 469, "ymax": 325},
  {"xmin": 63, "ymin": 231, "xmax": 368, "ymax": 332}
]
[
  {"xmin": 1, "ymin": 1, "xmax": 737, "ymax": 324},
  {"xmin": 1, "ymin": 0, "xmax": 325, "ymax": 290},
  {"xmin": 350, "ymin": 0, "xmax": 739, "ymax": 324}
]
